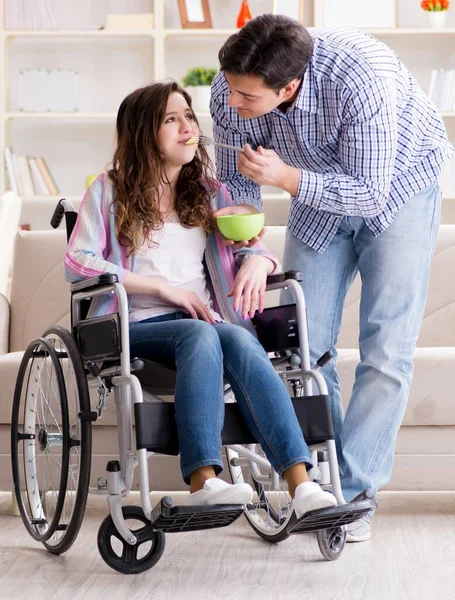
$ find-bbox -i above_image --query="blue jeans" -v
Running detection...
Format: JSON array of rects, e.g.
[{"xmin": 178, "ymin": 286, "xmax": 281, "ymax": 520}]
[
  {"xmin": 129, "ymin": 314, "xmax": 312, "ymax": 484},
  {"xmin": 283, "ymin": 183, "xmax": 441, "ymax": 501}
]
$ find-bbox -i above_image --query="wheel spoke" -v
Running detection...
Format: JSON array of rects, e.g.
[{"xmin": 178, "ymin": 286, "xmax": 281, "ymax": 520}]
[{"xmin": 122, "ymin": 542, "xmax": 138, "ymax": 565}]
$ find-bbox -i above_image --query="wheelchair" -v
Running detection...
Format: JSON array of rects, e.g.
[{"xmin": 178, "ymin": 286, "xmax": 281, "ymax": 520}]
[{"xmin": 10, "ymin": 199, "xmax": 374, "ymax": 574}]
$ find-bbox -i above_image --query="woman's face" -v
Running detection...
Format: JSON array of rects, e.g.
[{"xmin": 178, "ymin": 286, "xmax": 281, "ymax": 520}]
[{"xmin": 157, "ymin": 92, "xmax": 200, "ymax": 168}]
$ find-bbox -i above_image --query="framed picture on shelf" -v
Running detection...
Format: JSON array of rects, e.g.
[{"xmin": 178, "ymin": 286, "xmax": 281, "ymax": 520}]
[
  {"xmin": 272, "ymin": 0, "xmax": 304, "ymax": 22},
  {"xmin": 314, "ymin": 0, "xmax": 397, "ymax": 29},
  {"xmin": 178, "ymin": 0, "xmax": 212, "ymax": 29}
]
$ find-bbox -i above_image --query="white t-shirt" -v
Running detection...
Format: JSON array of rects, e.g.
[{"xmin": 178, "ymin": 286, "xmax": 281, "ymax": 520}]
[{"xmin": 129, "ymin": 222, "xmax": 221, "ymax": 323}]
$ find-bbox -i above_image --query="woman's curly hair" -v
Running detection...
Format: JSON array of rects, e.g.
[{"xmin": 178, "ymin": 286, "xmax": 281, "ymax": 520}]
[{"xmin": 108, "ymin": 81, "xmax": 218, "ymax": 255}]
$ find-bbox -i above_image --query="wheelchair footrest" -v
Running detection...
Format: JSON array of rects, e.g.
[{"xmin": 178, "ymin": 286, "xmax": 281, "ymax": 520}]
[
  {"xmin": 150, "ymin": 496, "xmax": 244, "ymax": 533},
  {"xmin": 288, "ymin": 499, "xmax": 372, "ymax": 534}
]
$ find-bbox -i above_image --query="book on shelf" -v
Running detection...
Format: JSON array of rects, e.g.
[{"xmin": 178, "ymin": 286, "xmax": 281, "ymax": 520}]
[
  {"xmin": 428, "ymin": 69, "xmax": 455, "ymax": 113},
  {"xmin": 442, "ymin": 146, "xmax": 455, "ymax": 198},
  {"xmin": 3, "ymin": 147, "xmax": 59, "ymax": 196},
  {"xmin": 4, "ymin": 148, "xmax": 19, "ymax": 195},
  {"xmin": 28, "ymin": 158, "xmax": 50, "ymax": 195},
  {"xmin": 16, "ymin": 155, "xmax": 35, "ymax": 196},
  {"xmin": 35, "ymin": 157, "xmax": 59, "ymax": 195}
]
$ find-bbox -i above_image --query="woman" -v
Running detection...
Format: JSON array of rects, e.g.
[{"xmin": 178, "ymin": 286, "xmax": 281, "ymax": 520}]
[{"xmin": 65, "ymin": 81, "xmax": 336, "ymax": 517}]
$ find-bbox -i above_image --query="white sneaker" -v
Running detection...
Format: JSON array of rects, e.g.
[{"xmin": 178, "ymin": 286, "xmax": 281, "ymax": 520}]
[
  {"xmin": 346, "ymin": 515, "xmax": 371, "ymax": 542},
  {"xmin": 292, "ymin": 481, "xmax": 338, "ymax": 519},
  {"xmin": 185, "ymin": 478, "xmax": 253, "ymax": 506}
]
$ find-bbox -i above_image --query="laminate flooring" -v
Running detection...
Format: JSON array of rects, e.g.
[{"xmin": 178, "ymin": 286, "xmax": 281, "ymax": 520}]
[{"xmin": 0, "ymin": 491, "xmax": 454, "ymax": 600}]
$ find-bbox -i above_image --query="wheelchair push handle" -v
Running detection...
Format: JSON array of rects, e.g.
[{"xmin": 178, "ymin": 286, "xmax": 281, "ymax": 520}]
[{"xmin": 50, "ymin": 198, "xmax": 76, "ymax": 229}]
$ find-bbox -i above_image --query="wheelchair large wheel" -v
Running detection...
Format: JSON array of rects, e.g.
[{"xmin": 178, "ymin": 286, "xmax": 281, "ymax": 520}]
[
  {"xmin": 97, "ymin": 506, "xmax": 166, "ymax": 574},
  {"xmin": 41, "ymin": 326, "xmax": 92, "ymax": 555},
  {"xmin": 226, "ymin": 445, "xmax": 293, "ymax": 543},
  {"xmin": 11, "ymin": 337, "xmax": 70, "ymax": 542}
]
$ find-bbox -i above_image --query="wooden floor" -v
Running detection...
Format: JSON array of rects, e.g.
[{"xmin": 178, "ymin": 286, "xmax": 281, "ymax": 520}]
[{"xmin": 0, "ymin": 491, "xmax": 454, "ymax": 600}]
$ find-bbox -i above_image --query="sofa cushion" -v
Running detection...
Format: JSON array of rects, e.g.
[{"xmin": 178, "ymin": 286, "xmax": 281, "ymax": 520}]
[
  {"xmin": 0, "ymin": 351, "xmax": 24, "ymax": 423},
  {"xmin": 337, "ymin": 347, "xmax": 455, "ymax": 426},
  {"xmin": 338, "ymin": 225, "xmax": 455, "ymax": 349},
  {"xmin": 0, "ymin": 294, "xmax": 9, "ymax": 355},
  {"xmin": 9, "ymin": 231, "xmax": 70, "ymax": 352},
  {"xmin": 263, "ymin": 225, "xmax": 455, "ymax": 349}
]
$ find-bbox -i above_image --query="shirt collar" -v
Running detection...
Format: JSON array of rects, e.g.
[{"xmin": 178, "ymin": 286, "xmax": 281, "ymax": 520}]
[
  {"xmin": 270, "ymin": 63, "xmax": 317, "ymax": 116},
  {"xmin": 294, "ymin": 62, "xmax": 318, "ymax": 114}
]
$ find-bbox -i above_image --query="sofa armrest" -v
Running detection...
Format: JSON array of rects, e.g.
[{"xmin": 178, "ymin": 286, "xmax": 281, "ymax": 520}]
[{"xmin": 0, "ymin": 293, "xmax": 10, "ymax": 355}]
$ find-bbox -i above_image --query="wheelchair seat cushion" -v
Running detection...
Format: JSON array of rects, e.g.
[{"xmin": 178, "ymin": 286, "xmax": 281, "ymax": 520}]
[{"xmin": 136, "ymin": 359, "xmax": 177, "ymax": 396}]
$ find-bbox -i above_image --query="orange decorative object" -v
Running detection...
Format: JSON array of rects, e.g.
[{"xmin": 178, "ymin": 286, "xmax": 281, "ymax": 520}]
[
  {"xmin": 420, "ymin": 0, "xmax": 450, "ymax": 10},
  {"xmin": 236, "ymin": 0, "xmax": 253, "ymax": 28}
]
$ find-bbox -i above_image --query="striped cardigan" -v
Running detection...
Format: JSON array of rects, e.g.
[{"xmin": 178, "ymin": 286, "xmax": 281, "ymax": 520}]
[{"xmin": 64, "ymin": 173, "xmax": 280, "ymax": 332}]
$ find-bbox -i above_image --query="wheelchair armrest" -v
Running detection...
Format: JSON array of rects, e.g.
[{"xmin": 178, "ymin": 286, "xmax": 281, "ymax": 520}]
[
  {"xmin": 266, "ymin": 270, "xmax": 303, "ymax": 285},
  {"xmin": 70, "ymin": 273, "xmax": 119, "ymax": 293}
]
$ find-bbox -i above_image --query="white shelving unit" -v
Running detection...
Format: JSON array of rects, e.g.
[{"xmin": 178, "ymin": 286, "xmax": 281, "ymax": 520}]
[
  {"xmin": 0, "ymin": 0, "xmax": 454, "ymax": 229},
  {"xmin": 4, "ymin": 30, "xmax": 155, "ymax": 37}
]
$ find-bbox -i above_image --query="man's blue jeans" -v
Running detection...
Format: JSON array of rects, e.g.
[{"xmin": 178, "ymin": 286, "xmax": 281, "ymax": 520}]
[
  {"xmin": 129, "ymin": 315, "xmax": 312, "ymax": 484},
  {"xmin": 283, "ymin": 183, "xmax": 441, "ymax": 501}
]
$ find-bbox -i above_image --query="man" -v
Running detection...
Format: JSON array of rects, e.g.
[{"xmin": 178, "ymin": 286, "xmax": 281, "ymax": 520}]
[{"xmin": 210, "ymin": 14, "xmax": 454, "ymax": 542}]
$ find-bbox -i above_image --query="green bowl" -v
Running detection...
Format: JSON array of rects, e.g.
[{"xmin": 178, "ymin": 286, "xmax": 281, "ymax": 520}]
[{"xmin": 216, "ymin": 213, "xmax": 265, "ymax": 242}]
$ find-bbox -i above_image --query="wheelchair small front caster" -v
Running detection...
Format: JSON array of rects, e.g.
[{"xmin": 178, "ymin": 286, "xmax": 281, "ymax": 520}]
[
  {"xmin": 316, "ymin": 527, "xmax": 346, "ymax": 561},
  {"xmin": 97, "ymin": 505, "xmax": 166, "ymax": 574}
]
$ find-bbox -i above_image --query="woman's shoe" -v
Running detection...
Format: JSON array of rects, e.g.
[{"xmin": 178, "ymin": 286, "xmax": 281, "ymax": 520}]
[
  {"xmin": 185, "ymin": 477, "xmax": 253, "ymax": 506},
  {"xmin": 292, "ymin": 481, "xmax": 337, "ymax": 519}
]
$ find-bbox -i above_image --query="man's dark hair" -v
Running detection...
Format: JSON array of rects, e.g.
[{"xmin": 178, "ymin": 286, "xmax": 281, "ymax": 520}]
[{"xmin": 218, "ymin": 14, "xmax": 314, "ymax": 91}]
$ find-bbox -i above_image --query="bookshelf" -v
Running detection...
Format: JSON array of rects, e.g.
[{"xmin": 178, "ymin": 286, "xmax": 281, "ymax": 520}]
[{"xmin": 0, "ymin": 0, "xmax": 454, "ymax": 229}]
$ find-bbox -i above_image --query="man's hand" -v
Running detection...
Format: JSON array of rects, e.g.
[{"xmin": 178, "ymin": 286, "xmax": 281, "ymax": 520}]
[
  {"xmin": 238, "ymin": 144, "xmax": 300, "ymax": 196},
  {"xmin": 227, "ymin": 255, "xmax": 274, "ymax": 319},
  {"xmin": 213, "ymin": 203, "xmax": 265, "ymax": 249}
]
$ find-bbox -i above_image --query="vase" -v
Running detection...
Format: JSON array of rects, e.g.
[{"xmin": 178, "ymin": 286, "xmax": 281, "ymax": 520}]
[
  {"xmin": 236, "ymin": 0, "xmax": 252, "ymax": 28},
  {"xmin": 427, "ymin": 11, "xmax": 447, "ymax": 29},
  {"xmin": 186, "ymin": 86, "xmax": 211, "ymax": 113}
]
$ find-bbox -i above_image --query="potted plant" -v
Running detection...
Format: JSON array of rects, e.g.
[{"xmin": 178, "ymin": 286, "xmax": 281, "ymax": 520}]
[
  {"xmin": 421, "ymin": 0, "xmax": 450, "ymax": 29},
  {"xmin": 182, "ymin": 67, "xmax": 218, "ymax": 113}
]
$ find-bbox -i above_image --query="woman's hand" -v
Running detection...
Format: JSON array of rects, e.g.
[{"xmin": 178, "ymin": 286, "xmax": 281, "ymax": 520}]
[
  {"xmin": 212, "ymin": 204, "xmax": 265, "ymax": 249},
  {"xmin": 228, "ymin": 255, "xmax": 274, "ymax": 319},
  {"xmin": 158, "ymin": 283, "xmax": 215, "ymax": 323}
]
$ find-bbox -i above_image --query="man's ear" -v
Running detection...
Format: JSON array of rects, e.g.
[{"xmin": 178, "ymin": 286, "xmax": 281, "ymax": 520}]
[{"xmin": 281, "ymin": 78, "xmax": 301, "ymax": 101}]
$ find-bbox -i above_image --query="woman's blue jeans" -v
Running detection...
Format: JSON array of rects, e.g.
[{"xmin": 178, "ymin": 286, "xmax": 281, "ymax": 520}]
[
  {"xmin": 282, "ymin": 183, "xmax": 441, "ymax": 501},
  {"xmin": 129, "ymin": 314, "xmax": 312, "ymax": 484}
]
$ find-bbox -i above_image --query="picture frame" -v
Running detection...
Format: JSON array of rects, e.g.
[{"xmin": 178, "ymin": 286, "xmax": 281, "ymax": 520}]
[
  {"xmin": 272, "ymin": 0, "xmax": 304, "ymax": 23},
  {"xmin": 178, "ymin": 0, "xmax": 212, "ymax": 29},
  {"xmin": 313, "ymin": 0, "xmax": 397, "ymax": 29}
]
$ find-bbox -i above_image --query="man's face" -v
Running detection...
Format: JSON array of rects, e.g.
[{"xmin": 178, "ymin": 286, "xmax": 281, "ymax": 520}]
[{"xmin": 224, "ymin": 72, "xmax": 297, "ymax": 119}]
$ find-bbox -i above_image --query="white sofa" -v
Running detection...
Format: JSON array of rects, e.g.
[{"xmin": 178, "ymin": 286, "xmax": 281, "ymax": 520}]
[
  {"xmin": 1, "ymin": 226, "xmax": 454, "ymax": 492},
  {"xmin": 0, "ymin": 192, "xmax": 22, "ymax": 298}
]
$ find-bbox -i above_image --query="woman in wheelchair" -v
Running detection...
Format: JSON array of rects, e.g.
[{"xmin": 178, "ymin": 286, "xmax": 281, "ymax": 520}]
[{"xmin": 64, "ymin": 81, "xmax": 337, "ymax": 519}]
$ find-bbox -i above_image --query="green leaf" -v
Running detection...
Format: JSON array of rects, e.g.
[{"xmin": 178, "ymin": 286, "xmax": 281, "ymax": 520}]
[{"xmin": 181, "ymin": 67, "xmax": 218, "ymax": 87}]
